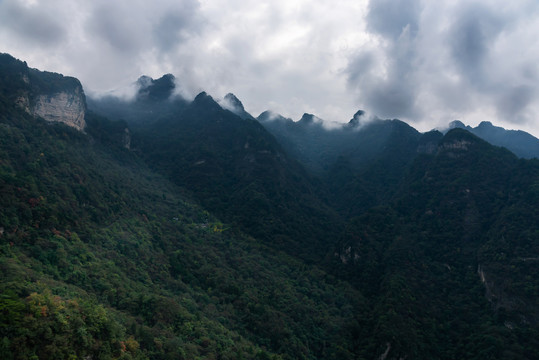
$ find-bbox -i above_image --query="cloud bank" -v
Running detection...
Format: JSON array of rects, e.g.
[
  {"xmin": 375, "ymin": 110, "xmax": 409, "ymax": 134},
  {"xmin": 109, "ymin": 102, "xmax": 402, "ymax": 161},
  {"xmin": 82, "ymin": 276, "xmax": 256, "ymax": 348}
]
[
  {"xmin": 346, "ymin": 0, "xmax": 539, "ymax": 133},
  {"xmin": 1, "ymin": 0, "xmax": 538, "ymax": 136}
]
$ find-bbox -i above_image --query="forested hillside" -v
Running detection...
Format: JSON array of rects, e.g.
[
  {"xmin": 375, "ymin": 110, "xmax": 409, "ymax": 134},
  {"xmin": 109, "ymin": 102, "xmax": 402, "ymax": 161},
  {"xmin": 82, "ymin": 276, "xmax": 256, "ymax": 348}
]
[
  {"xmin": 0, "ymin": 54, "xmax": 366, "ymax": 360},
  {"xmin": 3, "ymin": 53, "xmax": 539, "ymax": 359},
  {"xmin": 333, "ymin": 129, "xmax": 539, "ymax": 358},
  {"xmin": 131, "ymin": 92, "xmax": 341, "ymax": 262}
]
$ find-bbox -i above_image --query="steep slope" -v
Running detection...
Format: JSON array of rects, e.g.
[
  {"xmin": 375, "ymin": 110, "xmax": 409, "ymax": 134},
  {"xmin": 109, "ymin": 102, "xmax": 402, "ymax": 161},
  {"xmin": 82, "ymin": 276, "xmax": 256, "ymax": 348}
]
[
  {"xmin": 334, "ymin": 129, "xmax": 539, "ymax": 359},
  {"xmin": 258, "ymin": 111, "xmax": 422, "ymax": 217},
  {"xmin": 129, "ymin": 92, "xmax": 341, "ymax": 261},
  {"xmin": 326, "ymin": 119, "xmax": 422, "ymax": 217},
  {"xmin": 1, "ymin": 56, "xmax": 368, "ymax": 360},
  {"xmin": 220, "ymin": 93, "xmax": 256, "ymax": 120},
  {"xmin": 5, "ymin": 53, "xmax": 539, "ymax": 360},
  {"xmin": 257, "ymin": 111, "xmax": 351, "ymax": 173}
]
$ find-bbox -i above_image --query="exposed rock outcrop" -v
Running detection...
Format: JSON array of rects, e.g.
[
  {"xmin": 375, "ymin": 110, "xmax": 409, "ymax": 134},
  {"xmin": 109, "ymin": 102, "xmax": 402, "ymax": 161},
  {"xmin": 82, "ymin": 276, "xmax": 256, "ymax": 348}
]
[
  {"xmin": 0, "ymin": 53, "xmax": 86, "ymax": 131},
  {"xmin": 32, "ymin": 87, "xmax": 86, "ymax": 131},
  {"xmin": 123, "ymin": 128, "xmax": 131, "ymax": 149}
]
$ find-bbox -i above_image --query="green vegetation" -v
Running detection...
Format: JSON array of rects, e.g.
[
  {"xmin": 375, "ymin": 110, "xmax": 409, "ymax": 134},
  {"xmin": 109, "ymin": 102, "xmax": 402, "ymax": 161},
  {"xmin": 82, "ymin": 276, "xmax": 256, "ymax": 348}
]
[
  {"xmin": 0, "ymin": 62, "xmax": 365, "ymax": 359},
  {"xmin": 133, "ymin": 92, "xmax": 341, "ymax": 262},
  {"xmin": 3, "ymin": 53, "xmax": 539, "ymax": 359},
  {"xmin": 334, "ymin": 130, "xmax": 539, "ymax": 358}
]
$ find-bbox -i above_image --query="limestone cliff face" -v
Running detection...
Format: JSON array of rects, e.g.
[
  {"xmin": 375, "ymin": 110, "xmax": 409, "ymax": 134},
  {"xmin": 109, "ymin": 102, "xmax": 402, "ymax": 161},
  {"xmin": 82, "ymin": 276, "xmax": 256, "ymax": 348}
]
[
  {"xmin": 32, "ymin": 86, "xmax": 86, "ymax": 131},
  {"xmin": 1, "ymin": 53, "xmax": 87, "ymax": 131}
]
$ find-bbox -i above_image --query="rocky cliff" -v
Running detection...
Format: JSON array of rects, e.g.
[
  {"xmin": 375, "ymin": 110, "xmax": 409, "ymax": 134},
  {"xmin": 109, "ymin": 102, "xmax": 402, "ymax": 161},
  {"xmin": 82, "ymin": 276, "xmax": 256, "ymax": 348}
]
[
  {"xmin": 32, "ymin": 87, "xmax": 86, "ymax": 131},
  {"xmin": 0, "ymin": 53, "xmax": 86, "ymax": 131}
]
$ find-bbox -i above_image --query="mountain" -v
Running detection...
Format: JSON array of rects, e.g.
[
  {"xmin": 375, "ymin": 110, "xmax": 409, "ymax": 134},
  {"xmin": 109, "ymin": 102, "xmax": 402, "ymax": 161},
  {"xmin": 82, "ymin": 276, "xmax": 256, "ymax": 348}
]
[
  {"xmin": 87, "ymin": 74, "xmax": 188, "ymax": 128},
  {"xmin": 92, "ymin": 82, "xmax": 345, "ymax": 261},
  {"xmin": 1, "ymin": 54, "xmax": 365, "ymax": 360},
  {"xmin": 128, "ymin": 91, "xmax": 341, "ymax": 261},
  {"xmin": 448, "ymin": 120, "xmax": 539, "ymax": 159},
  {"xmin": 0, "ymin": 53, "xmax": 86, "ymax": 130},
  {"xmin": 257, "ymin": 111, "xmax": 346, "ymax": 173},
  {"xmin": 135, "ymin": 73, "xmax": 176, "ymax": 102},
  {"xmin": 334, "ymin": 129, "xmax": 539, "ymax": 359},
  {"xmin": 3, "ymin": 54, "xmax": 539, "ymax": 359},
  {"xmin": 220, "ymin": 93, "xmax": 256, "ymax": 120},
  {"xmin": 258, "ymin": 111, "xmax": 423, "ymax": 217}
]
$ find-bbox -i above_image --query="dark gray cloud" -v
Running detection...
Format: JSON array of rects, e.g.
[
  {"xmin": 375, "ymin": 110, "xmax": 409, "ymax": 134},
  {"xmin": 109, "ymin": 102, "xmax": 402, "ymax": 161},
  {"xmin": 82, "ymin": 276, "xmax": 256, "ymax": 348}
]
[
  {"xmin": 443, "ymin": 2, "xmax": 539, "ymax": 125},
  {"xmin": 153, "ymin": 3, "xmax": 203, "ymax": 52},
  {"xmin": 448, "ymin": 3, "xmax": 505, "ymax": 88},
  {"xmin": 0, "ymin": 0, "xmax": 66, "ymax": 46},
  {"xmin": 367, "ymin": 0, "xmax": 420, "ymax": 40},
  {"xmin": 497, "ymin": 85, "xmax": 536, "ymax": 121},
  {"xmin": 347, "ymin": 0, "xmax": 421, "ymax": 119},
  {"xmin": 84, "ymin": 0, "xmax": 201, "ymax": 56},
  {"xmin": 87, "ymin": 4, "xmax": 143, "ymax": 53},
  {"xmin": 346, "ymin": 52, "xmax": 375, "ymax": 88},
  {"xmin": 346, "ymin": 49, "xmax": 418, "ymax": 119},
  {"xmin": 346, "ymin": 0, "xmax": 539, "ymax": 133}
]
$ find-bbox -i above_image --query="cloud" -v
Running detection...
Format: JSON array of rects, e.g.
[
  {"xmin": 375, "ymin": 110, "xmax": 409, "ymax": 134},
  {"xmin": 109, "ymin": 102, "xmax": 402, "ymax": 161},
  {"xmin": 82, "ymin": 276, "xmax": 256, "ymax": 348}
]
[
  {"xmin": 346, "ymin": 0, "xmax": 539, "ymax": 133},
  {"xmin": 0, "ymin": 0, "xmax": 67, "ymax": 46},
  {"xmin": 1, "ymin": 0, "xmax": 539, "ymax": 136},
  {"xmin": 86, "ymin": 4, "xmax": 146, "ymax": 54},
  {"xmin": 448, "ymin": 3, "xmax": 505, "ymax": 88},
  {"xmin": 367, "ymin": 0, "xmax": 420, "ymax": 40},
  {"xmin": 346, "ymin": 0, "xmax": 421, "ymax": 119},
  {"xmin": 497, "ymin": 85, "xmax": 536, "ymax": 122},
  {"xmin": 153, "ymin": 6, "xmax": 203, "ymax": 52}
]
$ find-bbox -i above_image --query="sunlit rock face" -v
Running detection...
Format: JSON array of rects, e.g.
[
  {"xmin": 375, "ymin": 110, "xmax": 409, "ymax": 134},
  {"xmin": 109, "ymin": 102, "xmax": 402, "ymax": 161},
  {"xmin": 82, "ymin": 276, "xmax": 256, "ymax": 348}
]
[{"xmin": 33, "ymin": 86, "xmax": 86, "ymax": 131}]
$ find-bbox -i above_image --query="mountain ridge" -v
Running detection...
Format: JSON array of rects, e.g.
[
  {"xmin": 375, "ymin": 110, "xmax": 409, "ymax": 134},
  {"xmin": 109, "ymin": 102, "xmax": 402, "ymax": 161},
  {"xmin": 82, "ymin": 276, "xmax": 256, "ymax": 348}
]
[
  {"xmin": 0, "ymin": 54, "xmax": 365, "ymax": 360},
  {"xmin": 448, "ymin": 119, "xmax": 539, "ymax": 159},
  {"xmin": 3, "ymin": 53, "xmax": 539, "ymax": 360},
  {"xmin": 85, "ymin": 69, "xmax": 539, "ymax": 161}
]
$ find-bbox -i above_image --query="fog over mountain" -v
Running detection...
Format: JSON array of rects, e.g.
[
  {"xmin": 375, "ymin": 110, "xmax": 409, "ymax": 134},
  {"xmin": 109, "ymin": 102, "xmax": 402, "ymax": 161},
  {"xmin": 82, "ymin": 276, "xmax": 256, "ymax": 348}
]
[{"xmin": 1, "ymin": 0, "xmax": 539, "ymax": 137}]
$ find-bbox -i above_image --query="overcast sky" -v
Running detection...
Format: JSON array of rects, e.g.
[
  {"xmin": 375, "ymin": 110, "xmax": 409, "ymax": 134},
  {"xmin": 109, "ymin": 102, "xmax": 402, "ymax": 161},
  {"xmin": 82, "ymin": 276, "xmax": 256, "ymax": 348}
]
[{"xmin": 1, "ymin": 0, "xmax": 539, "ymax": 136}]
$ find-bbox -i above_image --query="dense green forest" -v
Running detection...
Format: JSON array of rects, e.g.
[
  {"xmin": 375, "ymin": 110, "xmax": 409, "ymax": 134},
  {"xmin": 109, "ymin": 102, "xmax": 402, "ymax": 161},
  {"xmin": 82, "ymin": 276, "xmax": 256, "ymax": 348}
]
[
  {"xmin": 0, "ymin": 54, "xmax": 365, "ymax": 359},
  {"xmin": 2, "ymin": 53, "xmax": 539, "ymax": 359}
]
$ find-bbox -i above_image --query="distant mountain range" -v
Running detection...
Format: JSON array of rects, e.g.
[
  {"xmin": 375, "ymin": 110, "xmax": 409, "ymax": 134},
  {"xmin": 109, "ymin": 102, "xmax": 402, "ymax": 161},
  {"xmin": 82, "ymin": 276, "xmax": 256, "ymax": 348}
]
[
  {"xmin": 89, "ymin": 70, "xmax": 539, "ymax": 162},
  {"xmin": 3, "ymin": 53, "xmax": 539, "ymax": 359},
  {"xmin": 447, "ymin": 120, "xmax": 539, "ymax": 159}
]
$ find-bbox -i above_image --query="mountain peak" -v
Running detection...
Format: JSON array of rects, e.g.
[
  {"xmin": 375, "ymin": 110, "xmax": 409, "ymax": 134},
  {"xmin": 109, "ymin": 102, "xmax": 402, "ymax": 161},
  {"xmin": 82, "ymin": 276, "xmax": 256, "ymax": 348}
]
[
  {"xmin": 0, "ymin": 53, "xmax": 86, "ymax": 130},
  {"xmin": 257, "ymin": 110, "xmax": 276, "ymax": 122},
  {"xmin": 223, "ymin": 93, "xmax": 245, "ymax": 111},
  {"xmin": 136, "ymin": 75, "xmax": 153, "ymax": 88},
  {"xmin": 477, "ymin": 121, "xmax": 493, "ymax": 128},
  {"xmin": 449, "ymin": 120, "xmax": 466, "ymax": 129},
  {"xmin": 257, "ymin": 110, "xmax": 291, "ymax": 123},
  {"xmin": 192, "ymin": 91, "xmax": 222, "ymax": 112},
  {"xmin": 348, "ymin": 110, "xmax": 366, "ymax": 127},
  {"xmin": 136, "ymin": 74, "xmax": 175, "ymax": 102},
  {"xmin": 299, "ymin": 113, "xmax": 315, "ymax": 124},
  {"xmin": 438, "ymin": 128, "xmax": 483, "ymax": 155},
  {"xmin": 442, "ymin": 120, "xmax": 539, "ymax": 158},
  {"xmin": 220, "ymin": 93, "xmax": 255, "ymax": 120},
  {"xmin": 193, "ymin": 91, "xmax": 212, "ymax": 103}
]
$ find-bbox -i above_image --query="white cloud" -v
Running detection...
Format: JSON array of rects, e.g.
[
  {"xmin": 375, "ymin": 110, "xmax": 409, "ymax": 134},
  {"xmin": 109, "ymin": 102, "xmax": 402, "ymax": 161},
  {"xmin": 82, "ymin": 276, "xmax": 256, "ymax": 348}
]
[{"xmin": 1, "ymin": 0, "xmax": 539, "ymax": 136}]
